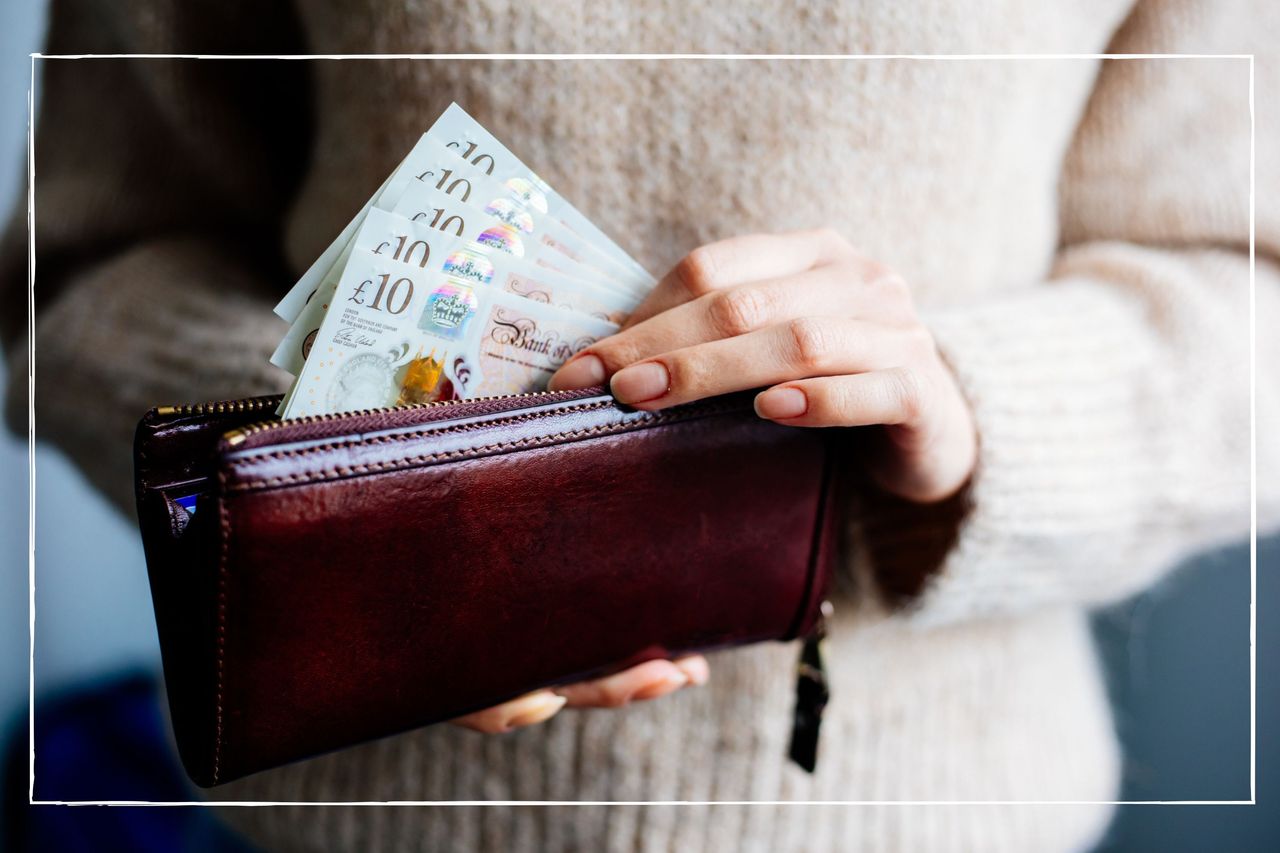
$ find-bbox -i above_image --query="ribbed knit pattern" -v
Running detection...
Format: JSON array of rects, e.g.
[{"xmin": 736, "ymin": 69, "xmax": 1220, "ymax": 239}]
[
  {"xmin": 215, "ymin": 610, "xmax": 1120, "ymax": 853},
  {"xmin": 6, "ymin": 1, "xmax": 1278, "ymax": 851}
]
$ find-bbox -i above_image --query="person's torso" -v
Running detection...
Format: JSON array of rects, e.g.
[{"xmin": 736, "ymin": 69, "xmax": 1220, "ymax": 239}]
[{"xmin": 285, "ymin": 0, "xmax": 1134, "ymax": 307}]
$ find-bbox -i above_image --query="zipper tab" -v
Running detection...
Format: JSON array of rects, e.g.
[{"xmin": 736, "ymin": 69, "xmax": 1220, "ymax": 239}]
[{"xmin": 788, "ymin": 599, "xmax": 832, "ymax": 773}]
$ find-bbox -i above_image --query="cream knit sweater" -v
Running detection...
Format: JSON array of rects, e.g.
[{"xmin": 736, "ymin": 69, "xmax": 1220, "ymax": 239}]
[{"xmin": 6, "ymin": 1, "xmax": 1279, "ymax": 851}]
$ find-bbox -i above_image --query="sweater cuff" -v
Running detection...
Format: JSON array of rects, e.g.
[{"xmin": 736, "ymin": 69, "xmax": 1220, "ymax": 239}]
[{"xmin": 853, "ymin": 246, "xmax": 1255, "ymax": 626}]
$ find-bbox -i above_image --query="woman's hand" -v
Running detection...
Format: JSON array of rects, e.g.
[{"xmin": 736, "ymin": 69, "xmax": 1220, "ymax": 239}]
[
  {"xmin": 549, "ymin": 229, "xmax": 978, "ymax": 504},
  {"xmin": 451, "ymin": 655, "xmax": 708, "ymax": 734},
  {"xmin": 453, "ymin": 229, "xmax": 975, "ymax": 735}
]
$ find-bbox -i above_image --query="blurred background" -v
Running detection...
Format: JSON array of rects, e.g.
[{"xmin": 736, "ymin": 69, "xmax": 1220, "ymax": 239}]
[{"xmin": 0, "ymin": 2, "xmax": 1274, "ymax": 851}]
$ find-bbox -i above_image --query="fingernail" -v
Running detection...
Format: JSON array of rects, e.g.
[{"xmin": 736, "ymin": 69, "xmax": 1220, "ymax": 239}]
[
  {"xmin": 631, "ymin": 670, "xmax": 688, "ymax": 702},
  {"xmin": 549, "ymin": 354, "xmax": 605, "ymax": 391},
  {"xmin": 611, "ymin": 362, "xmax": 670, "ymax": 404},
  {"xmin": 678, "ymin": 658, "xmax": 710, "ymax": 686},
  {"xmin": 755, "ymin": 387, "xmax": 807, "ymax": 420},
  {"xmin": 505, "ymin": 694, "xmax": 567, "ymax": 730}
]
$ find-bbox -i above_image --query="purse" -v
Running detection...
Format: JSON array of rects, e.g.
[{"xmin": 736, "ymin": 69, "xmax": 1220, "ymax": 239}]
[{"xmin": 133, "ymin": 386, "xmax": 839, "ymax": 787}]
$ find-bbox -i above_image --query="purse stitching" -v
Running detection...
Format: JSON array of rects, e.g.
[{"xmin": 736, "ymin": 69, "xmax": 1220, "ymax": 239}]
[
  {"xmin": 230, "ymin": 397, "xmax": 738, "ymax": 463},
  {"xmin": 225, "ymin": 402, "xmax": 740, "ymax": 493},
  {"xmin": 246, "ymin": 400, "xmax": 616, "ymax": 461},
  {"xmin": 232, "ymin": 399, "xmax": 614, "ymax": 462}
]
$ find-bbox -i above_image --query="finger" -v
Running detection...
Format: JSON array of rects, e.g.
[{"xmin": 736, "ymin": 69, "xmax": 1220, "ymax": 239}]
[
  {"xmin": 551, "ymin": 266, "xmax": 862, "ymax": 391},
  {"xmin": 555, "ymin": 659, "xmax": 691, "ymax": 708},
  {"xmin": 451, "ymin": 690, "xmax": 568, "ymax": 734},
  {"xmin": 624, "ymin": 228, "xmax": 853, "ymax": 328},
  {"xmin": 673, "ymin": 654, "xmax": 710, "ymax": 686},
  {"xmin": 753, "ymin": 368, "xmax": 929, "ymax": 428},
  {"xmin": 609, "ymin": 318, "xmax": 915, "ymax": 409}
]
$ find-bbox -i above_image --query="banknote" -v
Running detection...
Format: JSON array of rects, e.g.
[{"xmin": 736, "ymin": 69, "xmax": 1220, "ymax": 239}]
[
  {"xmin": 275, "ymin": 105, "xmax": 652, "ymax": 325},
  {"xmin": 273, "ymin": 103, "xmax": 658, "ymax": 419},
  {"xmin": 272, "ymin": 201, "xmax": 638, "ymax": 376},
  {"xmin": 381, "ymin": 199, "xmax": 640, "ymax": 325},
  {"xmin": 384, "ymin": 142, "xmax": 626, "ymax": 290},
  {"xmin": 273, "ymin": 137, "xmax": 445, "ymax": 324},
  {"xmin": 275, "ymin": 134, "xmax": 640, "ymax": 326},
  {"xmin": 282, "ymin": 237, "xmax": 618, "ymax": 419},
  {"xmin": 270, "ymin": 206, "xmax": 460, "ymax": 377},
  {"xmin": 388, "ymin": 137, "xmax": 647, "ymax": 297},
  {"xmin": 430, "ymin": 103, "xmax": 654, "ymax": 288}
]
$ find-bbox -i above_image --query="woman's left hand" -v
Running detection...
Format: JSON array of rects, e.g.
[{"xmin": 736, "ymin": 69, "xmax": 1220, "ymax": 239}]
[{"xmin": 549, "ymin": 229, "xmax": 978, "ymax": 504}]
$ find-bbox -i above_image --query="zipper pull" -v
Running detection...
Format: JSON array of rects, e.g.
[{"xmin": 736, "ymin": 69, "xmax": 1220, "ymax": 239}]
[{"xmin": 788, "ymin": 599, "xmax": 832, "ymax": 773}]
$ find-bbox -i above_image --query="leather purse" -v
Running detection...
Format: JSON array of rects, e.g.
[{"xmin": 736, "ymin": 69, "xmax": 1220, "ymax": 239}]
[{"xmin": 133, "ymin": 386, "xmax": 839, "ymax": 787}]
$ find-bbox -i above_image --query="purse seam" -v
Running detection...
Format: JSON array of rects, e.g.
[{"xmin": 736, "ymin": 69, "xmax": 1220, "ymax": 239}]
[
  {"xmin": 225, "ymin": 402, "xmax": 740, "ymax": 493},
  {"xmin": 783, "ymin": 444, "xmax": 836, "ymax": 641},
  {"xmin": 237, "ymin": 399, "xmax": 616, "ymax": 461},
  {"xmin": 228, "ymin": 397, "xmax": 738, "ymax": 463},
  {"xmin": 213, "ymin": 469, "xmax": 231, "ymax": 784}
]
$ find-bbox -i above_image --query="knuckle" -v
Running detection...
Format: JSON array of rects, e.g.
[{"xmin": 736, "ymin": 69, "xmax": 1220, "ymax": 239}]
[
  {"xmin": 675, "ymin": 246, "xmax": 721, "ymax": 297},
  {"xmin": 816, "ymin": 226, "xmax": 855, "ymax": 258},
  {"xmin": 592, "ymin": 338, "xmax": 638, "ymax": 372},
  {"xmin": 887, "ymin": 366, "xmax": 926, "ymax": 422},
  {"xmin": 787, "ymin": 317, "xmax": 835, "ymax": 371},
  {"xmin": 663, "ymin": 352, "xmax": 709, "ymax": 395},
  {"xmin": 874, "ymin": 271, "xmax": 914, "ymax": 307},
  {"xmin": 823, "ymin": 379, "xmax": 860, "ymax": 421},
  {"xmin": 883, "ymin": 273, "xmax": 911, "ymax": 299},
  {"xmin": 707, "ymin": 286, "xmax": 770, "ymax": 337},
  {"xmin": 903, "ymin": 324, "xmax": 936, "ymax": 358},
  {"xmin": 815, "ymin": 225, "xmax": 846, "ymax": 248}
]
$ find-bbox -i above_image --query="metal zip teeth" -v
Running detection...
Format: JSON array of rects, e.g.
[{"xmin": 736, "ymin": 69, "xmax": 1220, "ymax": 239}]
[
  {"xmin": 154, "ymin": 397, "xmax": 280, "ymax": 418},
  {"xmin": 222, "ymin": 389, "xmax": 561, "ymax": 447}
]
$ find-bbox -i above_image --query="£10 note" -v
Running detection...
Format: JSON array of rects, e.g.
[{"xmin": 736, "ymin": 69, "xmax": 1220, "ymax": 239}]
[
  {"xmin": 429, "ymin": 103, "xmax": 654, "ymax": 289},
  {"xmin": 275, "ymin": 105, "xmax": 652, "ymax": 325},
  {"xmin": 272, "ymin": 206, "xmax": 638, "ymax": 377},
  {"xmin": 282, "ymin": 237, "xmax": 617, "ymax": 419},
  {"xmin": 390, "ymin": 138, "xmax": 645, "ymax": 297}
]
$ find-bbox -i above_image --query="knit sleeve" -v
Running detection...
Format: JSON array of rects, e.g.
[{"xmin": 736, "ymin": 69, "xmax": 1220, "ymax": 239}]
[
  {"xmin": 0, "ymin": 0, "xmax": 309, "ymax": 510},
  {"xmin": 856, "ymin": 0, "xmax": 1280, "ymax": 625}
]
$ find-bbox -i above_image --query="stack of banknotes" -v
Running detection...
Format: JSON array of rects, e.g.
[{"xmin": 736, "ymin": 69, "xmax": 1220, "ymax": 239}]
[{"xmin": 271, "ymin": 103, "xmax": 655, "ymax": 419}]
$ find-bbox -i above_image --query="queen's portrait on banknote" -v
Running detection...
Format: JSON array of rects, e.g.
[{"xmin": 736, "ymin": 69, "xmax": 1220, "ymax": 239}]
[{"xmin": 5, "ymin": 1, "xmax": 1278, "ymax": 851}]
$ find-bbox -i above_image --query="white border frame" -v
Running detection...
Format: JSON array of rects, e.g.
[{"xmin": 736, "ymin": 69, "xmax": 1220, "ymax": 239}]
[{"xmin": 24, "ymin": 51, "xmax": 1254, "ymax": 804}]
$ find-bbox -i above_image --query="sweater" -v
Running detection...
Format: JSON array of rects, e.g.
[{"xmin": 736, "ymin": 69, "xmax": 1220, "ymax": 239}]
[{"xmin": 6, "ymin": 1, "xmax": 1279, "ymax": 851}]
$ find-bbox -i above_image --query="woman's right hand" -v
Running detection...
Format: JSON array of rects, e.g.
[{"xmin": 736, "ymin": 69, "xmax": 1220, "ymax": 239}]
[{"xmin": 451, "ymin": 655, "xmax": 709, "ymax": 733}]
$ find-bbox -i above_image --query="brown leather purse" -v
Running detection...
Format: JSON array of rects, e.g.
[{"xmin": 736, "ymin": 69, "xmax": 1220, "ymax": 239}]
[{"xmin": 133, "ymin": 387, "xmax": 839, "ymax": 787}]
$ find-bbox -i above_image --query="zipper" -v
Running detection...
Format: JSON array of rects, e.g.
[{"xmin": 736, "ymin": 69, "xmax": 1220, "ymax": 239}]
[
  {"xmin": 788, "ymin": 599, "xmax": 832, "ymax": 774},
  {"xmin": 153, "ymin": 396, "xmax": 282, "ymax": 418},
  {"xmin": 221, "ymin": 387, "xmax": 602, "ymax": 449}
]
